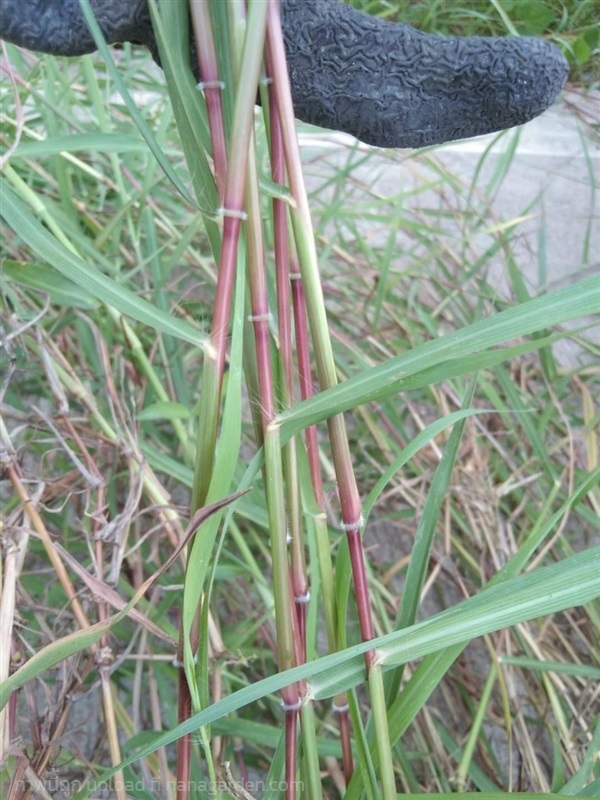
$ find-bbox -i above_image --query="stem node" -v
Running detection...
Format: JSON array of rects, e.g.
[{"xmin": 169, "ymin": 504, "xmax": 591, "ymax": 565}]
[{"xmin": 217, "ymin": 206, "xmax": 248, "ymax": 220}]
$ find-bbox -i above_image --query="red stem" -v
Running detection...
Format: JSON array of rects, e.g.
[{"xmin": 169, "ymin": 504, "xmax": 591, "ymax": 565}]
[
  {"xmin": 285, "ymin": 708, "xmax": 299, "ymax": 800},
  {"xmin": 176, "ymin": 668, "xmax": 193, "ymax": 800},
  {"xmin": 290, "ymin": 271, "xmax": 325, "ymax": 509},
  {"xmin": 245, "ymin": 148, "xmax": 303, "ymax": 795},
  {"xmin": 266, "ymin": 0, "xmax": 375, "ymax": 658},
  {"xmin": 268, "ymin": 80, "xmax": 294, "ymax": 400},
  {"xmin": 212, "ymin": 215, "xmax": 243, "ymax": 381},
  {"xmin": 267, "ymin": 12, "xmax": 356, "ymax": 785},
  {"xmin": 337, "ymin": 700, "xmax": 355, "ymax": 786},
  {"xmin": 190, "ymin": 0, "xmax": 228, "ymax": 200},
  {"xmin": 267, "ymin": 68, "xmax": 309, "ymax": 658}
]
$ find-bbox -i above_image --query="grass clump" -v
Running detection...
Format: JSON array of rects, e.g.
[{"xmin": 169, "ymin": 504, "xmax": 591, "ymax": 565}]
[
  {"xmin": 1, "ymin": 1, "xmax": 599, "ymax": 799},
  {"xmin": 350, "ymin": 0, "xmax": 600, "ymax": 82}
]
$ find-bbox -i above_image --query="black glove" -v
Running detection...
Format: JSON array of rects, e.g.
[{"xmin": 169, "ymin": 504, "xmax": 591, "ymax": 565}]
[{"xmin": 0, "ymin": 0, "xmax": 569, "ymax": 149}]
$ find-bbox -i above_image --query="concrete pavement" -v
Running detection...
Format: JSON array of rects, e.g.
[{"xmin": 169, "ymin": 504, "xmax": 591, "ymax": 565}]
[{"xmin": 299, "ymin": 88, "xmax": 599, "ymax": 365}]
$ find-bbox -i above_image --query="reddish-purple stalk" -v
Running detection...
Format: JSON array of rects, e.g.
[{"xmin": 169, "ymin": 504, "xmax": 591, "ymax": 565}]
[
  {"xmin": 289, "ymin": 266, "xmax": 355, "ymax": 783},
  {"xmin": 285, "ymin": 712, "xmax": 299, "ymax": 800},
  {"xmin": 338, "ymin": 704, "xmax": 355, "ymax": 786},
  {"xmin": 245, "ymin": 153, "xmax": 301, "ymax": 800},
  {"xmin": 174, "ymin": 162, "xmax": 242, "ymax": 800},
  {"xmin": 235, "ymin": 745, "xmax": 249, "ymax": 789},
  {"xmin": 290, "ymin": 585, "xmax": 306, "ymax": 663},
  {"xmin": 175, "ymin": 221, "xmax": 242, "ymax": 800},
  {"xmin": 181, "ymin": 2, "xmax": 256, "ymax": 795},
  {"xmin": 267, "ymin": 80, "xmax": 309, "ymax": 655},
  {"xmin": 266, "ymin": 0, "xmax": 378, "ymax": 675},
  {"xmin": 176, "ymin": 668, "xmax": 192, "ymax": 799},
  {"xmin": 268, "ymin": 86, "xmax": 294, "ymax": 400},
  {"xmin": 295, "ymin": 592, "xmax": 307, "ymax": 661},
  {"xmin": 175, "ymin": 621, "xmax": 198, "ymax": 800},
  {"xmin": 245, "ymin": 173, "xmax": 276, "ymax": 427},
  {"xmin": 265, "ymin": 7, "xmax": 357, "ymax": 779},
  {"xmin": 189, "ymin": 0, "xmax": 228, "ymax": 200},
  {"xmin": 289, "ymin": 271, "xmax": 324, "ymax": 509}
]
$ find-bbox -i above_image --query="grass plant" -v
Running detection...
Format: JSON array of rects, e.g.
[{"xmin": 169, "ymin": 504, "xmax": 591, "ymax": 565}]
[
  {"xmin": 350, "ymin": 0, "xmax": 600, "ymax": 82},
  {"xmin": 1, "ymin": 1, "xmax": 599, "ymax": 799}
]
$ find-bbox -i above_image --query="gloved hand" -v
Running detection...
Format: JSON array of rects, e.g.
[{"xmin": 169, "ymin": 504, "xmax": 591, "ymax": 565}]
[{"xmin": 0, "ymin": 0, "xmax": 569, "ymax": 149}]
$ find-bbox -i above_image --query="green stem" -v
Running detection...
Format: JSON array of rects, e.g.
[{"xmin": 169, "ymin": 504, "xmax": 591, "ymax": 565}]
[
  {"xmin": 368, "ymin": 665, "xmax": 397, "ymax": 799},
  {"xmin": 265, "ymin": 2, "xmax": 396, "ymax": 795},
  {"xmin": 264, "ymin": 424, "xmax": 298, "ymax": 696},
  {"xmin": 191, "ymin": 0, "xmax": 268, "ymax": 511}
]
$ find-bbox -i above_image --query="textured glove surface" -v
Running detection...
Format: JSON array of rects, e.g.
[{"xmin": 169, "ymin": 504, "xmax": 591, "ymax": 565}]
[
  {"xmin": 0, "ymin": 0, "xmax": 152, "ymax": 56},
  {"xmin": 283, "ymin": 0, "xmax": 569, "ymax": 148},
  {"xmin": 0, "ymin": 0, "xmax": 569, "ymax": 148}
]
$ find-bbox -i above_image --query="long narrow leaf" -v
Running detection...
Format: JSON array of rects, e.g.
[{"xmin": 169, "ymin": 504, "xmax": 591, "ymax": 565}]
[
  {"xmin": 384, "ymin": 382, "xmax": 476, "ymax": 704},
  {"xmin": 73, "ymin": 546, "xmax": 600, "ymax": 797},
  {"xmin": 276, "ymin": 277, "xmax": 600, "ymax": 437},
  {"xmin": 0, "ymin": 491, "xmax": 248, "ymax": 710},
  {"xmin": 77, "ymin": 0, "xmax": 200, "ymax": 208},
  {"xmin": 0, "ymin": 183, "xmax": 208, "ymax": 348}
]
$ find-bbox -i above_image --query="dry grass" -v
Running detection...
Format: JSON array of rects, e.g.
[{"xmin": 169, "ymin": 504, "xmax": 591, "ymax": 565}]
[{"xmin": 1, "ymin": 14, "xmax": 599, "ymax": 799}]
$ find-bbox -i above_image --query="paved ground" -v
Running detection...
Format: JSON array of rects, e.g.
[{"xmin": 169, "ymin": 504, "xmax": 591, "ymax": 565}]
[
  {"xmin": 435, "ymin": 90, "xmax": 599, "ymax": 290},
  {"xmin": 303, "ymin": 91, "xmax": 599, "ymax": 781},
  {"xmin": 300, "ymin": 88, "xmax": 599, "ymax": 365}
]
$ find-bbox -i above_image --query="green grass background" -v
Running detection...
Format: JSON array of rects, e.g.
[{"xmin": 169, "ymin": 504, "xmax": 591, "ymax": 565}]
[{"xmin": 1, "ymin": 1, "xmax": 599, "ymax": 797}]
